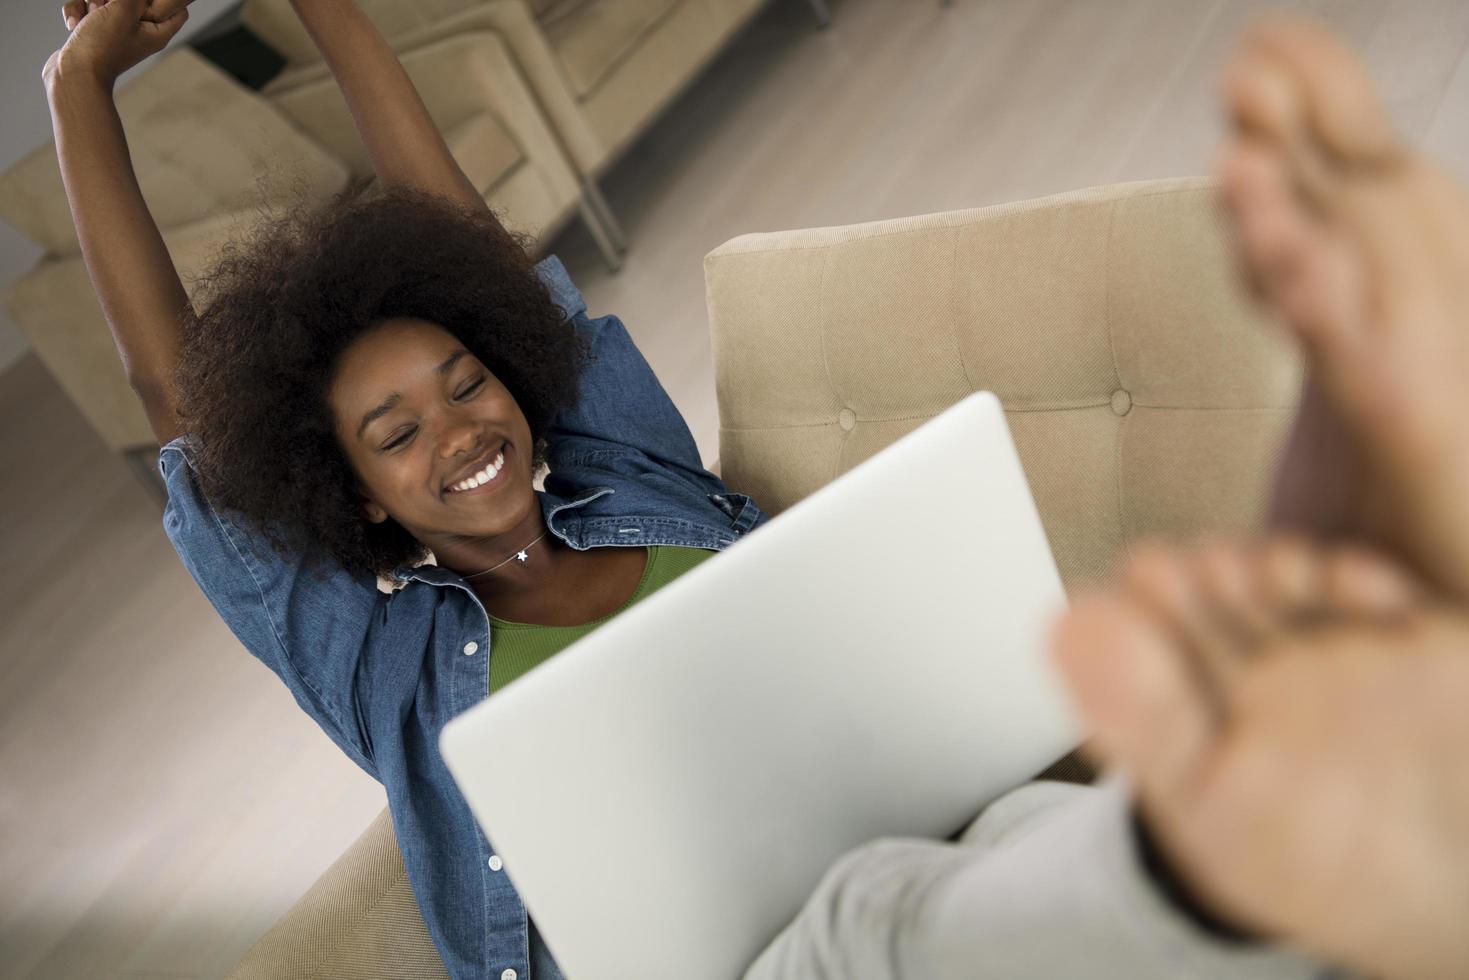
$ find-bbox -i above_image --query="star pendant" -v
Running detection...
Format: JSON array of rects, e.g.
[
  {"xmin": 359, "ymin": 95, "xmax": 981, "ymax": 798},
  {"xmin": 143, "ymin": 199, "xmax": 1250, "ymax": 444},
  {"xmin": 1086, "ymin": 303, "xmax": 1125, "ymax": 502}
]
[{"xmin": 514, "ymin": 550, "xmax": 530, "ymax": 563}]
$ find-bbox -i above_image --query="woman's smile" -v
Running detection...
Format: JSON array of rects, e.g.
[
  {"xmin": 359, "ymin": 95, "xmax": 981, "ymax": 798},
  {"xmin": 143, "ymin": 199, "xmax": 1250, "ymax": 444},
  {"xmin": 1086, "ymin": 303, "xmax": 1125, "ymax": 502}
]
[{"xmin": 444, "ymin": 444, "xmax": 510, "ymax": 498}]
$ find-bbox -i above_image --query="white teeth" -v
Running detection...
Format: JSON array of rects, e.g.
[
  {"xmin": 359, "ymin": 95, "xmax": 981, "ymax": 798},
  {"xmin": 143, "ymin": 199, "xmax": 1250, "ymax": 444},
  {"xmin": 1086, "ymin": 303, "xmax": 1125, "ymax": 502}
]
[{"xmin": 450, "ymin": 450, "xmax": 507, "ymax": 492}]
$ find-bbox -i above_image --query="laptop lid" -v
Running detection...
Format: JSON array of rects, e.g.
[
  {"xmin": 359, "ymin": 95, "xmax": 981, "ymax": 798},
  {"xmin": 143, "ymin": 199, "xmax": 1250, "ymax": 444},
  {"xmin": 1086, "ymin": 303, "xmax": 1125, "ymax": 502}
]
[{"xmin": 440, "ymin": 391, "xmax": 1079, "ymax": 979}]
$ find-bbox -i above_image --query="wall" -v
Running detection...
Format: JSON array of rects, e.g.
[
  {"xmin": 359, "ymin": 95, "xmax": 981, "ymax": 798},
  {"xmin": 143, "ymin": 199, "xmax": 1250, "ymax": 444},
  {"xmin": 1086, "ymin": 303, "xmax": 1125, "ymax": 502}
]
[{"xmin": 0, "ymin": 0, "xmax": 241, "ymax": 376}]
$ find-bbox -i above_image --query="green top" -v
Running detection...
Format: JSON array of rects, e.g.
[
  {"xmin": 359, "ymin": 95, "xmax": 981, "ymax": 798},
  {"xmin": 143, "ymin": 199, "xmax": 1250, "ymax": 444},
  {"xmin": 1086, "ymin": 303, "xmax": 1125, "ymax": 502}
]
[{"xmin": 487, "ymin": 545, "xmax": 716, "ymax": 694}]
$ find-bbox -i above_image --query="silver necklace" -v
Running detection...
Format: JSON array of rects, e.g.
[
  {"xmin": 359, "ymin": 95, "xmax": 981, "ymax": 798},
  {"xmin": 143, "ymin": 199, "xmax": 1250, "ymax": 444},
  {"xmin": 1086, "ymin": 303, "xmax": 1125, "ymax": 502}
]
[{"xmin": 462, "ymin": 530, "xmax": 550, "ymax": 581}]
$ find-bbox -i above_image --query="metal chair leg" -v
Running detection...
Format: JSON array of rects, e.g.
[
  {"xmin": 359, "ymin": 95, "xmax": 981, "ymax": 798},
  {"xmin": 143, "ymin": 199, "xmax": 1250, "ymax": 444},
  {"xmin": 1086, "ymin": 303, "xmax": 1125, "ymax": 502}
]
[
  {"xmin": 578, "ymin": 196, "xmax": 623, "ymax": 273},
  {"xmin": 805, "ymin": 0, "xmax": 831, "ymax": 28},
  {"xmin": 580, "ymin": 177, "xmax": 627, "ymax": 253}
]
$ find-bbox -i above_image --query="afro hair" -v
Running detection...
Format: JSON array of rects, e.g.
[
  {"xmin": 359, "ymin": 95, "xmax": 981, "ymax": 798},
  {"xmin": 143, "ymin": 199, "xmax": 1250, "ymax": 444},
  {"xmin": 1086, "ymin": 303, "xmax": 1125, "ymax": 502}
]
[{"xmin": 174, "ymin": 182, "xmax": 589, "ymax": 576}]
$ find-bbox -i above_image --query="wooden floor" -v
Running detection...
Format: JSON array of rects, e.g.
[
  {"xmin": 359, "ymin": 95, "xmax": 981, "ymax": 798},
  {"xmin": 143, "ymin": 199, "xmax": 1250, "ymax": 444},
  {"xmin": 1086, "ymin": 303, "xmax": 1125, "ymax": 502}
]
[{"xmin": 2, "ymin": 0, "xmax": 1467, "ymax": 976}]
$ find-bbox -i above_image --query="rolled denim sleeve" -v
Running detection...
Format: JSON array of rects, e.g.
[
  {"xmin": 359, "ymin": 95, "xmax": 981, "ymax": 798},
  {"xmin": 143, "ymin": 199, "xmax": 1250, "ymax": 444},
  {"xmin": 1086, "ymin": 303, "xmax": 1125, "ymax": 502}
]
[
  {"xmin": 743, "ymin": 780, "xmax": 1339, "ymax": 980},
  {"xmin": 535, "ymin": 256, "xmax": 721, "ymax": 495},
  {"xmin": 158, "ymin": 438, "xmax": 380, "ymax": 777}
]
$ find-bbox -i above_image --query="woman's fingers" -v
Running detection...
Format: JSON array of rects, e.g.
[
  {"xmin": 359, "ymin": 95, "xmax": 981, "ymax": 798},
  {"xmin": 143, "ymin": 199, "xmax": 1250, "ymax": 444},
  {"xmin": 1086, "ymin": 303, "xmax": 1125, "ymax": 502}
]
[
  {"xmin": 62, "ymin": 0, "xmax": 117, "ymax": 32},
  {"xmin": 142, "ymin": 0, "xmax": 191, "ymax": 22},
  {"xmin": 63, "ymin": 0, "xmax": 179, "ymax": 35},
  {"xmin": 140, "ymin": 4, "xmax": 188, "ymax": 41}
]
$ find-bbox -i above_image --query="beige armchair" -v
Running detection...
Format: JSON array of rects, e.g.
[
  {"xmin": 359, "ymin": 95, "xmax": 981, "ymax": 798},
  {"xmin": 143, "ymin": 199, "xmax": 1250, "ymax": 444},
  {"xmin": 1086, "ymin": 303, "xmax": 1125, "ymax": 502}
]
[
  {"xmin": 239, "ymin": 0, "xmax": 832, "ymax": 264},
  {"xmin": 225, "ymin": 177, "xmax": 1302, "ymax": 978},
  {"xmin": 0, "ymin": 49, "xmax": 350, "ymax": 468},
  {"xmin": 707, "ymin": 176, "xmax": 1301, "ymax": 588}
]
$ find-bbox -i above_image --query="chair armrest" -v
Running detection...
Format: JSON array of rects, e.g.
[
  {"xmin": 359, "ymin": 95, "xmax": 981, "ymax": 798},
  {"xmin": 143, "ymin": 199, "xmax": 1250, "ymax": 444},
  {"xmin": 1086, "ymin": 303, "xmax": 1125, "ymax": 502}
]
[
  {"xmin": 266, "ymin": 31, "xmax": 581, "ymax": 236},
  {"xmin": 4, "ymin": 204, "xmax": 329, "ymax": 452},
  {"xmin": 226, "ymin": 807, "xmax": 448, "ymax": 980},
  {"xmin": 248, "ymin": 0, "xmax": 604, "ymax": 174}
]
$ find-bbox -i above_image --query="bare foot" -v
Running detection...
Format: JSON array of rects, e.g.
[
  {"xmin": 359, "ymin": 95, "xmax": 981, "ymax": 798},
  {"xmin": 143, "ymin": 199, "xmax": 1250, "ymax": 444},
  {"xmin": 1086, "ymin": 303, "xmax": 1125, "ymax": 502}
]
[
  {"xmin": 1054, "ymin": 538, "xmax": 1469, "ymax": 980},
  {"xmin": 1218, "ymin": 17, "xmax": 1469, "ymax": 600}
]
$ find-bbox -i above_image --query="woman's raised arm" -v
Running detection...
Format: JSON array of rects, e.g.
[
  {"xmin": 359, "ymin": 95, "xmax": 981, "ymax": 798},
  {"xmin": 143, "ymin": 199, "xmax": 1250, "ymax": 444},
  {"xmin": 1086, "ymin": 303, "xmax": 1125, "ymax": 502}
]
[
  {"xmin": 287, "ymin": 0, "xmax": 501, "ymax": 219},
  {"xmin": 46, "ymin": 0, "xmax": 195, "ymax": 446}
]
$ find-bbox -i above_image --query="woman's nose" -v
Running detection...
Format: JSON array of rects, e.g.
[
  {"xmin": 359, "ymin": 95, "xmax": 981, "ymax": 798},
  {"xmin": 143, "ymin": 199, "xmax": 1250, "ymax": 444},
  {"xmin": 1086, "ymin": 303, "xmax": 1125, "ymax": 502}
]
[{"xmin": 437, "ymin": 411, "xmax": 480, "ymax": 458}]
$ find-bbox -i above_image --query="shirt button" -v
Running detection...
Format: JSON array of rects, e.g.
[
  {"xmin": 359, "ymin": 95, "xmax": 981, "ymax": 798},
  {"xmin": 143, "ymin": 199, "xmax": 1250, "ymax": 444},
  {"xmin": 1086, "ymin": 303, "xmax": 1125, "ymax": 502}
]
[
  {"xmin": 501, "ymin": 970, "xmax": 517, "ymax": 980},
  {"xmin": 463, "ymin": 641, "xmax": 479, "ymax": 656},
  {"xmin": 488, "ymin": 855, "xmax": 503, "ymax": 871}
]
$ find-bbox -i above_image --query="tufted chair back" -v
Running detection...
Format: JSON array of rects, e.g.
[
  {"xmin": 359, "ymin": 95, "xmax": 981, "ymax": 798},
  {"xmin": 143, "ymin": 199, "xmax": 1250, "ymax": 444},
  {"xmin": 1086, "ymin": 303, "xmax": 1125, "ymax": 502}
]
[{"xmin": 704, "ymin": 178, "xmax": 1303, "ymax": 591}]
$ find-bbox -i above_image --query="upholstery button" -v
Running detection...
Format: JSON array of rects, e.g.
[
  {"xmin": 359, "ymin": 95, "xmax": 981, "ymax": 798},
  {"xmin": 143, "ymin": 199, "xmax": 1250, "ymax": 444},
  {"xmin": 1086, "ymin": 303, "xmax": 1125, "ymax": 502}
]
[
  {"xmin": 501, "ymin": 970, "xmax": 517, "ymax": 980},
  {"xmin": 463, "ymin": 641, "xmax": 479, "ymax": 656},
  {"xmin": 489, "ymin": 855, "xmax": 503, "ymax": 871},
  {"xmin": 1110, "ymin": 389, "xmax": 1132, "ymax": 416},
  {"xmin": 838, "ymin": 408, "xmax": 857, "ymax": 431}
]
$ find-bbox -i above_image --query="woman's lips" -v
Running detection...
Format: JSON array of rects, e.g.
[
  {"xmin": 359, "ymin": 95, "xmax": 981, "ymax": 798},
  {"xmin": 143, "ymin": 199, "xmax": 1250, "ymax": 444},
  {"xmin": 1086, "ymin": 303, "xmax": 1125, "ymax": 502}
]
[{"xmin": 445, "ymin": 444, "xmax": 510, "ymax": 497}]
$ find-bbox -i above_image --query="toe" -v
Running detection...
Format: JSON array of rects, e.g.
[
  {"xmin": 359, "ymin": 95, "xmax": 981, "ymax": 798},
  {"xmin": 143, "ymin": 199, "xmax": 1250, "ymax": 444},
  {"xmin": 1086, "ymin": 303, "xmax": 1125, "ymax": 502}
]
[
  {"xmin": 1122, "ymin": 544, "xmax": 1244, "ymax": 698},
  {"xmin": 1248, "ymin": 537, "xmax": 1423, "ymax": 635},
  {"xmin": 1247, "ymin": 15, "xmax": 1401, "ymax": 166},
  {"xmin": 1223, "ymin": 47, "xmax": 1303, "ymax": 150},
  {"xmin": 1321, "ymin": 545, "xmax": 1423, "ymax": 618},
  {"xmin": 1121, "ymin": 545, "xmax": 1202, "ymax": 643},
  {"xmin": 1220, "ymin": 138, "xmax": 1372, "ymax": 365},
  {"xmin": 1272, "ymin": 223, "xmax": 1370, "ymax": 362},
  {"xmin": 1052, "ymin": 593, "xmax": 1218, "ymax": 797},
  {"xmin": 1224, "ymin": 142, "xmax": 1313, "ymax": 291},
  {"xmin": 1195, "ymin": 541, "xmax": 1277, "ymax": 644},
  {"xmin": 1222, "ymin": 41, "xmax": 1340, "ymax": 214},
  {"xmin": 1256, "ymin": 535, "xmax": 1331, "ymax": 626}
]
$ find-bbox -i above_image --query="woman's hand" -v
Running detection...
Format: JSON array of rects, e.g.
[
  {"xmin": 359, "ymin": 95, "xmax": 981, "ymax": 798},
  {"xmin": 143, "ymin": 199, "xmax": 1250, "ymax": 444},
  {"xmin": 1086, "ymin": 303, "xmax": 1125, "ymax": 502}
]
[{"xmin": 44, "ymin": 0, "xmax": 191, "ymax": 91}]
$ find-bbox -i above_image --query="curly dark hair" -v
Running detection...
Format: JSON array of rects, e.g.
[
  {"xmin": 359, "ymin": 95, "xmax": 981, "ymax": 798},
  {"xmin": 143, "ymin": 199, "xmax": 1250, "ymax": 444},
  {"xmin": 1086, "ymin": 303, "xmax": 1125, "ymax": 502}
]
[{"xmin": 175, "ymin": 182, "xmax": 589, "ymax": 577}]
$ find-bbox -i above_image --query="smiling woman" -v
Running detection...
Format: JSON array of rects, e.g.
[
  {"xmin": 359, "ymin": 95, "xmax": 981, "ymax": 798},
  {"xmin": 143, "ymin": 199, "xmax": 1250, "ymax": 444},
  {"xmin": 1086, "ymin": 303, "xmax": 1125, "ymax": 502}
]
[
  {"xmin": 46, "ymin": 0, "xmax": 766, "ymax": 975},
  {"xmin": 176, "ymin": 183, "xmax": 587, "ymax": 576}
]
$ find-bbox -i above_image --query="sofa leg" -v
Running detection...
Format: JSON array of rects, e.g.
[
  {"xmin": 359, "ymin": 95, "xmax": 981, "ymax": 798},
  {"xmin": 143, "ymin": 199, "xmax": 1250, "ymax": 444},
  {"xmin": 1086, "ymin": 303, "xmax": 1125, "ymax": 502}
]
[
  {"xmin": 804, "ymin": 0, "xmax": 832, "ymax": 28},
  {"xmin": 581, "ymin": 177, "xmax": 627, "ymax": 253},
  {"xmin": 125, "ymin": 446, "xmax": 167, "ymax": 507},
  {"xmin": 578, "ymin": 196, "xmax": 623, "ymax": 273}
]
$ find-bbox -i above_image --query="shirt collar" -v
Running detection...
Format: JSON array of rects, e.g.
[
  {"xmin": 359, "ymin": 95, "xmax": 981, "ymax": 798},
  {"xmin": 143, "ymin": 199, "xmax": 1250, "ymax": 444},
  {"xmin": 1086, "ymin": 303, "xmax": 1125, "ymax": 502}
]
[
  {"xmin": 535, "ymin": 254, "xmax": 588, "ymax": 320},
  {"xmin": 387, "ymin": 486, "xmax": 613, "ymax": 588}
]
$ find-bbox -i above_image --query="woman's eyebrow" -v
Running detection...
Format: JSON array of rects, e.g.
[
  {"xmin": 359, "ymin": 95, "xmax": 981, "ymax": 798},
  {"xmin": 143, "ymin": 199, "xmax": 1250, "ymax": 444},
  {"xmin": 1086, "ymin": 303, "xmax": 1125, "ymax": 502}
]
[
  {"xmin": 435, "ymin": 349, "xmax": 469, "ymax": 376},
  {"xmin": 358, "ymin": 393, "xmax": 401, "ymax": 439},
  {"xmin": 357, "ymin": 350, "xmax": 472, "ymax": 439}
]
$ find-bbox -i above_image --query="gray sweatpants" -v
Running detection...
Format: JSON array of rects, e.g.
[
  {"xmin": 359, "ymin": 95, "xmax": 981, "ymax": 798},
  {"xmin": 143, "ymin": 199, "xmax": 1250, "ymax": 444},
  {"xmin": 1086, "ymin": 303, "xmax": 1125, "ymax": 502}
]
[{"xmin": 744, "ymin": 779, "xmax": 1347, "ymax": 980}]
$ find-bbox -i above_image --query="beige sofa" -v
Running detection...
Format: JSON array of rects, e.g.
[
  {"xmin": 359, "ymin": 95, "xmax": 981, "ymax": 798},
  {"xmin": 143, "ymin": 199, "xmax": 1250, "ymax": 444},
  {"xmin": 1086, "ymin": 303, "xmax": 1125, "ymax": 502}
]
[
  {"xmin": 0, "ymin": 38, "xmax": 587, "ymax": 466},
  {"xmin": 226, "ymin": 177, "xmax": 1301, "ymax": 978}
]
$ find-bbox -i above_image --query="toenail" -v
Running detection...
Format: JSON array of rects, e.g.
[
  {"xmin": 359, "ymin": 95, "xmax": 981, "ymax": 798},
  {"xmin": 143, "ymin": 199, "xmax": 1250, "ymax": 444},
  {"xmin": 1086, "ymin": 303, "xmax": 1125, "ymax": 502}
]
[{"xmin": 1110, "ymin": 389, "xmax": 1133, "ymax": 416}]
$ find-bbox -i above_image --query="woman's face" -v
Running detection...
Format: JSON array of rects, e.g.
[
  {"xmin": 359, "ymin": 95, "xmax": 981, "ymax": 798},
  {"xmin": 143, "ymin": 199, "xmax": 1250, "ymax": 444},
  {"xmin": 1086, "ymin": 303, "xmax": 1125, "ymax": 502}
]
[{"xmin": 328, "ymin": 318, "xmax": 538, "ymax": 547}]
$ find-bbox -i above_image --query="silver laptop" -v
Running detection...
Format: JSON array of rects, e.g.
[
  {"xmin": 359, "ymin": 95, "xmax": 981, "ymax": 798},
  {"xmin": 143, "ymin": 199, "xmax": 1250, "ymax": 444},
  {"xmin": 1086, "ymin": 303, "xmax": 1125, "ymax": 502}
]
[{"xmin": 440, "ymin": 391, "xmax": 1079, "ymax": 980}]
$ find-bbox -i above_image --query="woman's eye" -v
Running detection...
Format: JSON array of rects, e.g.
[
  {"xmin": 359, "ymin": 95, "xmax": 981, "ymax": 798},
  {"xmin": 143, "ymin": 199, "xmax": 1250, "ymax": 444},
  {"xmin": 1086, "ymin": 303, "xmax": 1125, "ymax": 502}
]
[
  {"xmin": 455, "ymin": 377, "xmax": 486, "ymax": 400},
  {"xmin": 383, "ymin": 426, "xmax": 417, "ymax": 451}
]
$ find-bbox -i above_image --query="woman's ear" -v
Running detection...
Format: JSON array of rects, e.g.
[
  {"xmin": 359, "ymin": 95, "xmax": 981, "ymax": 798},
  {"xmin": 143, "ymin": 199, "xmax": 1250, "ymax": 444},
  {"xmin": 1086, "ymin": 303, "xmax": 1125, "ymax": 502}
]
[{"xmin": 359, "ymin": 487, "xmax": 389, "ymax": 524}]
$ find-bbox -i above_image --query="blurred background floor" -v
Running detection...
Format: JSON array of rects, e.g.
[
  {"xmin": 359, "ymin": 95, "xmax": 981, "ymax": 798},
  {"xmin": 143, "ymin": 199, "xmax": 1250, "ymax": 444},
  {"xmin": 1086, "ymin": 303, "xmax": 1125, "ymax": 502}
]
[{"xmin": 2, "ymin": 0, "xmax": 1467, "ymax": 977}]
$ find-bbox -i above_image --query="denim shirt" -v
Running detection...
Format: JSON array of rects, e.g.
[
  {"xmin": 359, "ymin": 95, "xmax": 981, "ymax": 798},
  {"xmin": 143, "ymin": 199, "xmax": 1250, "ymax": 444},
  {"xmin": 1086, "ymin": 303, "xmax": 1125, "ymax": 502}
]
[{"xmin": 158, "ymin": 256, "xmax": 768, "ymax": 979}]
